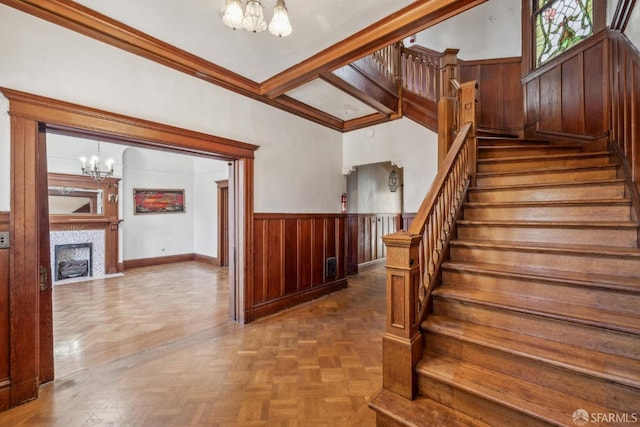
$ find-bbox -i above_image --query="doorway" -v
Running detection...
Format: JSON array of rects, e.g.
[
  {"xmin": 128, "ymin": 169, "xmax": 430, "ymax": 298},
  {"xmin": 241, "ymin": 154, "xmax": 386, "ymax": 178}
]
[{"xmin": 3, "ymin": 88, "xmax": 257, "ymax": 407}]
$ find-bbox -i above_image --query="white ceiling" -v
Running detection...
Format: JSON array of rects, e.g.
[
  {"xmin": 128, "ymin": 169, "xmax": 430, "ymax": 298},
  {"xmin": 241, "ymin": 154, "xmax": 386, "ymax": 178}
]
[{"xmin": 74, "ymin": 0, "xmax": 415, "ymax": 83}]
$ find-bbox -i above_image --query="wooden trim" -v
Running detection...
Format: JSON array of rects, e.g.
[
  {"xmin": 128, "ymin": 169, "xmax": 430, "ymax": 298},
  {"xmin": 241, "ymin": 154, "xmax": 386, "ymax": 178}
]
[
  {"xmin": 343, "ymin": 113, "xmax": 391, "ymax": 132},
  {"xmin": 194, "ymin": 253, "xmax": 219, "ymax": 266},
  {"xmin": 116, "ymin": 262, "xmax": 124, "ymax": 273},
  {"xmin": 251, "ymin": 213, "xmax": 346, "ymax": 321},
  {"xmin": 122, "ymin": 253, "xmax": 195, "ymax": 270},
  {"xmin": 0, "ymin": 88, "xmax": 258, "ymax": 160},
  {"xmin": 254, "ymin": 213, "xmax": 347, "ymax": 220},
  {"xmin": 0, "ymin": 212, "xmax": 9, "ymax": 410},
  {"xmin": 356, "ymin": 258, "xmax": 386, "ymax": 273},
  {"xmin": 611, "ymin": 0, "xmax": 638, "ymax": 32},
  {"xmin": 0, "ymin": 0, "xmax": 484, "ymax": 131},
  {"xmin": 268, "ymin": 96, "xmax": 344, "ymax": 131},
  {"xmin": 0, "ymin": 0, "xmax": 258, "ymax": 93},
  {"xmin": 0, "ymin": 212, "xmax": 9, "ymax": 230},
  {"xmin": 244, "ymin": 279, "xmax": 348, "ymax": 323},
  {"xmin": 260, "ymin": 0, "xmax": 486, "ymax": 98},
  {"xmin": 609, "ymin": 141, "xmax": 640, "ymax": 224},
  {"xmin": 2, "ymin": 87, "xmax": 255, "ymax": 407}
]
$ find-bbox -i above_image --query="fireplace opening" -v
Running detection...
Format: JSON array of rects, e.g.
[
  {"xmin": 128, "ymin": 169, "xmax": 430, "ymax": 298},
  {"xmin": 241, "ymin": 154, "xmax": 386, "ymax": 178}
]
[{"xmin": 54, "ymin": 243, "xmax": 93, "ymax": 282}]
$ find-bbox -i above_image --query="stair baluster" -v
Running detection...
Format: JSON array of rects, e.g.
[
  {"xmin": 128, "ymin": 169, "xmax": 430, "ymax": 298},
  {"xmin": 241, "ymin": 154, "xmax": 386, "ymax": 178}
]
[{"xmin": 381, "ymin": 81, "xmax": 477, "ymax": 399}]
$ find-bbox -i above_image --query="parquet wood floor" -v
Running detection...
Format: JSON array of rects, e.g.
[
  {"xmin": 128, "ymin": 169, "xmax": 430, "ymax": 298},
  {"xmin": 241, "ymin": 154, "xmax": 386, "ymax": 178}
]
[{"xmin": 0, "ymin": 262, "xmax": 384, "ymax": 426}]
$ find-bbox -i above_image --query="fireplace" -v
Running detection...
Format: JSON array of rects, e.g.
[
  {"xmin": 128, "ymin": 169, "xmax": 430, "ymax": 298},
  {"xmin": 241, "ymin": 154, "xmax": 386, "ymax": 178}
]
[{"xmin": 54, "ymin": 243, "xmax": 93, "ymax": 281}]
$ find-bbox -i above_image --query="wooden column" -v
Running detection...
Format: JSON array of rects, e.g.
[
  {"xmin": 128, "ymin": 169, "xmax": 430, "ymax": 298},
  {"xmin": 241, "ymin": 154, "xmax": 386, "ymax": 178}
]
[
  {"xmin": 459, "ymin": 80, "xmax": 478, "ymax": 185},
  {"xmin": 9, "ymin": 115, "xmax": 40, "ymax": 405},
  {"xmin": 437, "ymin": 97, "xmax": 456, "ymax": 168},
  {"xmin": 439, "ymin": 48, "xmax": 459, "ymax": 99},
  {"xmin": 381, "ymin": 231, "xmax": 423, "ymax": 399}
]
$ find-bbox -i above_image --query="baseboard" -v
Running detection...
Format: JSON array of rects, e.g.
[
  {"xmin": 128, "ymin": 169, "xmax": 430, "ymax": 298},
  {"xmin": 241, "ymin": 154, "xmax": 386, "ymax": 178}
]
[
  {"xmin": 117, "ymin": 262, "xmax": 125, "ymax": 273},
  {"xmin": 122, "ymin": 253, "xmax": 195, "ymax": 270},
  {"xmin": 348, "ymin": 258, "xmax": 386, "ymax": 275},
  {"xmin": 194, "ymin": 253, "xmax": 219, "ymax": 266},
  {"xmin": 244, "ymin": 279, "xmax": 348, "ymax": 323}
]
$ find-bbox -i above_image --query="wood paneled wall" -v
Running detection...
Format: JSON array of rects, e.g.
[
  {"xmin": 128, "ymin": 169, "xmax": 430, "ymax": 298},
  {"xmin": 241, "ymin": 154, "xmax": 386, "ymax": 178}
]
[
  {"xmin": 460, "ymin": 57, "xmax": 524, "ymax": 134},
  {"xmin": 523, "ymin": 31, "xmax": 609, "ymax": 139},
  {"xmin": 610, "ymin": 32, "xmax": 640, "ymax": 201},
  {"xmin": 248, "ymin": 214, "xmax": 347, "ymax": 322},
  {"xmin": 0, "ymin": 212, "xmax": 9, "ymax": 410},
  {"xmin": 522, "ymin": 30, "xmax": 639, "ymax": 212},
  {"xmin": 347, "ymin": 214, "xmax": 401, "ymax": 274}
]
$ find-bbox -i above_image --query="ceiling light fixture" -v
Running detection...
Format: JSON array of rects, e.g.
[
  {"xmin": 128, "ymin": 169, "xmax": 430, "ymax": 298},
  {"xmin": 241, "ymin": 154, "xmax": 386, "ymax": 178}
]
[
  {"xmin": 80, "ymin": 142, "xmax": 114, "ymax": 182},
  {"xmin": 222, "ymin": 0, "xmax": 292, "ymax": 37}
]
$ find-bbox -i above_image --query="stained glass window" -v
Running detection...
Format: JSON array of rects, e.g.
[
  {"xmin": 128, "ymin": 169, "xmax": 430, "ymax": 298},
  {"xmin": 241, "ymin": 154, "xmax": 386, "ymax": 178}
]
[{"xmin": 535, "ymin": 0, "xmax": 593, "ymax": 67}]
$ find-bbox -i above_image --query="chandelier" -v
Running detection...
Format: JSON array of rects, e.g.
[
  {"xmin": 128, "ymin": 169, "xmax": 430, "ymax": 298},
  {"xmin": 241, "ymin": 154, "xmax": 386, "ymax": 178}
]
[
  {"xmin": 80, "ymin": 142, "xmax": 114, "ymax": 182},
  {"xmin": 222, "ymin": 0, "xmax": 292, "ymax": 37}
]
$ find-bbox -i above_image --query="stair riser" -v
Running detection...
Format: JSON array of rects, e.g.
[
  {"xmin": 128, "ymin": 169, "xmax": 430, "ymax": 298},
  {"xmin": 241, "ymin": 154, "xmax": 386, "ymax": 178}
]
[
  {"xmin": 450, "ymin": 245, "xmax": 640, "ymax": 276},
  {"xmin": 456, "ymin": 224, "xmax": 639, "ymax": 247},
  {"xmin": 417, "ymin": 376, "xmax": 555, "ymax": 427},
  {"xmin": 478, "ymin": 147, "xmax": 583, "ymax": 159},
  {"xmin": 432, "ymin": 299, "xmax": 639, "ymax": 359},
  {"xmin": 468, "ymin": 183, "xmax": 626, "ymax": 203},
  {"xmin": 478, "ymin": 156, "xmax": 611, "ymax": 173},
  {"xmin": 442, "ymin": 269, "xmax": 640, "ymax": 314},
  {"xmin": 462, "ymin": 204, "xmax": 630, "ymax": 222},
  {"xmin": 476, "ymin": 168, "xmax": 618, "ymax": 187},
  {"xmin": 424, "ymin": 336, "xmax": 640, "ymax": 413}
]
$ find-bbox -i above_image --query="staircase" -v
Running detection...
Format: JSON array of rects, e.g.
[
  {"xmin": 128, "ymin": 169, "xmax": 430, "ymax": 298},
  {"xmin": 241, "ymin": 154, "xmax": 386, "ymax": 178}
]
[{"xmin": 371, "ymin": 137, "xmax": 640, "ymax": 426}]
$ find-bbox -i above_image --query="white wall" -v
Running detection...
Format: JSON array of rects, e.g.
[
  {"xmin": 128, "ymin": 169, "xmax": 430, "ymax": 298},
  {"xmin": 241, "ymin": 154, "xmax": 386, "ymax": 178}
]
[
  {"xmin": 416, "ymin": 0, "xmax": 521, "ymax": 59},
  {"xmin": 343, "ymin": 119, "xmax": 438, "ymax": 214},
  {"xmin": 122, "ymin": 148, "xmax": 195, "ymax": 260},
  {"xmin": 0, "ymin": 5, "xmax": 344, "ymax": 214},
  {"xmin": 623, "ymin": 2, "xmax": 640, "ymax": 47},
  {"xmin": 347, "ymin": 163, "xmax": 402, "ymax": 213}
]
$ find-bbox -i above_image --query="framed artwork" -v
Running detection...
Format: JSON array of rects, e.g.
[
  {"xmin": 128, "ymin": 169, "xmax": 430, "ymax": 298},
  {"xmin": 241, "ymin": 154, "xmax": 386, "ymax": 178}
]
[{"xmin": 133, "ymin": 188, "xmax": 185, "ymax": 214}]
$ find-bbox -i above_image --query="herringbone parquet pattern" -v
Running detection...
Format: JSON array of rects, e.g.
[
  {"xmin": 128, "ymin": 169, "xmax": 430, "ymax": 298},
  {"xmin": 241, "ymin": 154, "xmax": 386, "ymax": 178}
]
[{"xmin": 0, "ymin": 262, "xmax": 385, "ymax": 426}]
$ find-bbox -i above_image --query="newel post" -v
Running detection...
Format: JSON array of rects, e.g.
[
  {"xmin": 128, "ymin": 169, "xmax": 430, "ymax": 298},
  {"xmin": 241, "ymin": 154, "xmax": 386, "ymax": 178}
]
[
  {"xmin": 381, "ymin": 231, "xmax": 423, "ymax": 399},
  {"xmin": 459, "ymin": 80, "xmax": 478, "ymax": 185}
]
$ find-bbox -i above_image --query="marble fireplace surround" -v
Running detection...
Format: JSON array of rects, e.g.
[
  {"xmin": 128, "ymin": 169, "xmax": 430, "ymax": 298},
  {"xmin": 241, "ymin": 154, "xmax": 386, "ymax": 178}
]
[{"xmin": 50, "ymin": 229, "xmax": 105, "ymax": 283}]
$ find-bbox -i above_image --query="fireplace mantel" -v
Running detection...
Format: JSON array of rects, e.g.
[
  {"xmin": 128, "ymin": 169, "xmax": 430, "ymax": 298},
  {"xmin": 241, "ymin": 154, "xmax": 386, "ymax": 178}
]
[{"xmin": 48, "ymin": 173, "xmax": 121, "ymax": 275}]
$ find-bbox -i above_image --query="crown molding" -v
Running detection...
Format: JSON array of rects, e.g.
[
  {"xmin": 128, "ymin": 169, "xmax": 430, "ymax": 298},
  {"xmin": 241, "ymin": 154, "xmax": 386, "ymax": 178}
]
[{"xmin": 0, "ymin": 0, "xmax": 486, "ymax": 131}]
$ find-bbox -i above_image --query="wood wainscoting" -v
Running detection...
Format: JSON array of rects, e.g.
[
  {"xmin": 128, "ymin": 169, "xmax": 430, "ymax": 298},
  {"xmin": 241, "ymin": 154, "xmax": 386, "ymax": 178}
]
[
  {"xmin": 347, "ymin": 213, "xmax": 401, "ymax": 275},
  {"xmin": 248, "ymin": 213, "xmax": 347, "ymax": 322},
  {"xmin": 459, "ymin": 57, "xmax": 524, "ymax": 135},
  {"xmin": 0, "ymin": 212, "xmax": 9, "ymax": 410}
]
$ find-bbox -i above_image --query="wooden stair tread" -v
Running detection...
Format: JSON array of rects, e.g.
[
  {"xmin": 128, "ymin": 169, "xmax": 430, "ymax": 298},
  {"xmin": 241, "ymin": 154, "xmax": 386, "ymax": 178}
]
[
  {"xmin": 478, "ymin": 150, "xmax": 611, "ymax": 164},
  {"xmin": 417, "ymin": 355, "xmax": 623, "ymax": 425},
  {"xmin": 431, "ymin": 287, "xmax": 640, "ymax": 335},
  {"xmin": 471, "ymin": 178, "xmax": 626, "ymax": 192},
  {"xmin": 423, "ymin": 316, "xmax": 640, "ymax": 389},
  {"xmin": 457, "ymin": 219, "xmax": 639, "ymax": 230},
  {"xmin": 368, "ymin": 389, "xmax": 493, "ymax": 427},
  {"xmin": 441, "ymin": 260, "xmax": 640, "ymax": 292},
  {"xmin": 464, "ymin": 198, "xmax": 631, "ymax": 208},
  {"xmin": 476, "ymin": 164, "xmax": 618, "ymax": 178},
  {"xmin": 451, "ymin": 239, "xmax": 640, "ymax": 259}
]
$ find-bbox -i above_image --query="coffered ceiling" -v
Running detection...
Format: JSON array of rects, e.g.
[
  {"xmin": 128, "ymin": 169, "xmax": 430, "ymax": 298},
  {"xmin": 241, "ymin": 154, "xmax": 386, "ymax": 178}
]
[{"xmin": 1, "ymin": 0, "xmax": 486, "ymax": 131}]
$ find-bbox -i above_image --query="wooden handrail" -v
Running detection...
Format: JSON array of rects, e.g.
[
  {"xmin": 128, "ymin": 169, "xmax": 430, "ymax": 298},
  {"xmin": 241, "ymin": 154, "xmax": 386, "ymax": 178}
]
[{"xmin": 381, "ymin": 79, "xmax": 477, "ymax": 399}]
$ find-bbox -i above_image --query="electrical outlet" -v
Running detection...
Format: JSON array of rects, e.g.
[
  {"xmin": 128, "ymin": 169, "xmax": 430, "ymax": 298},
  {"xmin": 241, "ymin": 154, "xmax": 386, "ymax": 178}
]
[{"xmin": 0, "ymin": 231, "xmax": 9, "ymax": 249}]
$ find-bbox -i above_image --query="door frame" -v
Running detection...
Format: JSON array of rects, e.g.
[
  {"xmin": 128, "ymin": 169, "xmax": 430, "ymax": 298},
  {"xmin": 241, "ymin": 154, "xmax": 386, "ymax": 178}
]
[{"xmin": 2, "ymin": 87, "xmax": 257, "ymax": 407}]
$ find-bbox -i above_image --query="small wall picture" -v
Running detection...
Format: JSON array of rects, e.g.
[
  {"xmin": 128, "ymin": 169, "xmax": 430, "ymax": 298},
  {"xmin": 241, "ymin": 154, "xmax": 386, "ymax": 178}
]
[{"xmin": 133, "ymin": 188, "xmax": 185, "ymax": 214}]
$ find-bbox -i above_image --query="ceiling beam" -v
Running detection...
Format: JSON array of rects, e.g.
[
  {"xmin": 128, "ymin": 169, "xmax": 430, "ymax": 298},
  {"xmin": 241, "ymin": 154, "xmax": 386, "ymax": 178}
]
[
  {"xmin": 259, "ymin": 0, "xmax": 487, "ymax": 98},
  {"xmin": 0, "ymin": 0, "xmax": 486, "ymax": 132},
  {"xmin": 321, "ymin": 67, "xmax": 398, "ymax": 116}
]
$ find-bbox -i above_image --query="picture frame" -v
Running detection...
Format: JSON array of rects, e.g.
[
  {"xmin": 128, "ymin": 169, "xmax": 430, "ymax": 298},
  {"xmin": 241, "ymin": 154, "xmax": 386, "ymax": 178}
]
[{"xmin": 133, "ymin": 188, "xmax": 185, "ymax": 214}]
